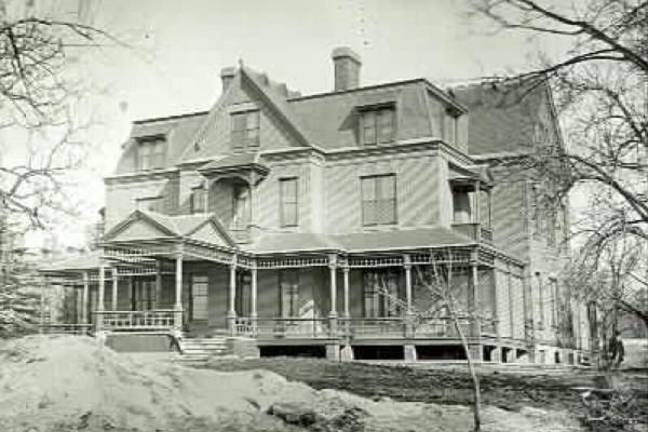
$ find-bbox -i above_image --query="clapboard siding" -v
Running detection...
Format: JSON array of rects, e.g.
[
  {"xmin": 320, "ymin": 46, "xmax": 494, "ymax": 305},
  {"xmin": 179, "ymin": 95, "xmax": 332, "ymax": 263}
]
[{"xmin": 324, "ymin": 153, "xmax": 439, "ymax": 234}]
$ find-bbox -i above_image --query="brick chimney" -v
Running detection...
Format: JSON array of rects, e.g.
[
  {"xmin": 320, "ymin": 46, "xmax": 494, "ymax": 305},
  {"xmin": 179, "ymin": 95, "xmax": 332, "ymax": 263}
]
[
  {"xmin": 220, "ymin": 66, "xmax": 236, "ymax": 92},
  {"xmin": 332, "ymin": 47, "xmax": 361, "ymax": 91}
]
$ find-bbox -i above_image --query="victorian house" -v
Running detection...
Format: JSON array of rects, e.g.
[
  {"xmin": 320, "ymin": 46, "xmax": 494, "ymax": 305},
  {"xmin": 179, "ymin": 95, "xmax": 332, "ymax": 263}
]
[{"xmin": 40, "ymin": 48, "xmax": 593, "ymax": 364}]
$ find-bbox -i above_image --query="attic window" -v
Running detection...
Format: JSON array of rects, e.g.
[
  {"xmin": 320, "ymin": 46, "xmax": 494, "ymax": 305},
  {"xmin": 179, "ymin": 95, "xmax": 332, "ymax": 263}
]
[
  {"xmin": 137, "ymin": 136, "xmax": 166, "ymax": 170},
  {"xmin": 231, "ymin": 110, "xmax": 260, "ymax": 150},
  {"xmin": 359, "ymin": 104, "xmax": 395, "ymax": 146}
]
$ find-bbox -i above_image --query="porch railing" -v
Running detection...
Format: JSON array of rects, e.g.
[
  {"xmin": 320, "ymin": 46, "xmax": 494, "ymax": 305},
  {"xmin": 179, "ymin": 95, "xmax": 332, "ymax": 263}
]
[
  {"xmin": 96, "ymin": 310, "xmax": 176, "ymax": 332},
  {"xmin": 344, "ymin": 317, "xmax": 405, "ymax": 338},
  {"xmin": 235, "ymin": 317, "xmax": 330, "ymax": 338},
  {"xmin": 40, "ymin": 323, "xmax": 93, "ymax": 336},
  {"xmin": 413, "ymin": 318, "xmax": 472, "ymax": 338},
  {"xmin": 234, "ymin": 316, "xmax": 488, "ymax": 339}
]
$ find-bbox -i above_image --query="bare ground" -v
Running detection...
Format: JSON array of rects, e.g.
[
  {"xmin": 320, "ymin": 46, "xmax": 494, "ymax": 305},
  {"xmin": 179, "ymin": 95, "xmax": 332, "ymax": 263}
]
[{"xmin": 204, "ymin": 357, "xmax": 648, "ymax": 420}]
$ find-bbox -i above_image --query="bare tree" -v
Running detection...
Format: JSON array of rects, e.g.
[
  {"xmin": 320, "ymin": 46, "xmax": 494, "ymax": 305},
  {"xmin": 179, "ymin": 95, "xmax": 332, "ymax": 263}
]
[
  {"xmin": 466, "ymin": 1, "xmax": 647, "ymax": 337},
  {"xmin": 0, "ymin": 0, "xmax": 117, "ymax": 334},
  {"xmin": 0, "ymin": 0, "xmax": 117, "ymax": 233},
  {"xmin": 466, "ymin": 0, "xmax": 647, "ymax": 232},
  {"xmin": 379, "ymin": 250, "xmax": 482, "ymax": 432}
]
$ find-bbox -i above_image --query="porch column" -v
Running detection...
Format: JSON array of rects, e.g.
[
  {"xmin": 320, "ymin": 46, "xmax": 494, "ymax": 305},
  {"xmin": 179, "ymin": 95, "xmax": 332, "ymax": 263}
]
[
  {"xmin": 97, "ymin": 263, "xmax": 106, "ymax": 331},
  {"xmin": 174, "ymin": 253, "xmax": 183, "ymax": 332},
  {"xmin": 250, "ymin": 264, "xmax": 258, "ymax": 318},
  {"xmin": 468, "ymin": 250, "xmax": 482, "ymax": 361},
  {"xmin": 342, "ymin": 265, "xmax": 350, "ymax": 318},
  {"xmin": 251, "ymin": 263, "xmax": 258, "ymax": 334},
  {"xmin": 404, "ymin": 254, "xmax": 413, "ymax": 312},
  {"xmin": 403, "ymin": 254, "xmax": 414, "ymax": 338},
  {"xmin": 155, "ymin": 260, "xmax": 162, "ymax": 309},
  {"xmin": 39, "ymin": 275, "xmax": 47, "ymax": 333},
  {"xmin": 227, "ymin": 255, "xmax": 237, "ymax": 335},
  {"xmin": 82, "ymin": 271, "xmax": 89, "ymax": 324},
  {"xmin": 328, "ymin": 254, "xmax": 338, "ymax": 337},
  {"xmin": 111, "ymin": 267, "xmax": 118, "ymax": 311}
]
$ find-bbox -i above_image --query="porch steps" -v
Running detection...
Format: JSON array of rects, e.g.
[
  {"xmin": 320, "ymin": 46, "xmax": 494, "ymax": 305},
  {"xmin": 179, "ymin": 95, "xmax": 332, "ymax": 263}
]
[{"xmin": 176, "ymin": 337, "xmax": 229, "ymax": 366}]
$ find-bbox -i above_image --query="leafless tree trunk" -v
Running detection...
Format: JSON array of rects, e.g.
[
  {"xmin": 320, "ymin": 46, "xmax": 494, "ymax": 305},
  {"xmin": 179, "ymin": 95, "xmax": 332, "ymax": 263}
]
[{"xmin": 378, "ymin": 249, "xmax": 482, "ymax": 431}]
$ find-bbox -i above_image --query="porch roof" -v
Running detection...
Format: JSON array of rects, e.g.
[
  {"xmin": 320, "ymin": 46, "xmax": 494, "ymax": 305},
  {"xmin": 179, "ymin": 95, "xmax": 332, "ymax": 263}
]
[
  {"xmin": 247, "ymin": 227, "xmax": 474, "ymax": 254},
  {"xmin": 102, "ymin": 210, "xmax": 236, "ymax": 248},
  {"xmin": 198, "ymin": 152, "xmax": 270, "ymax": 179},
  {"xmin": 40, "ymin": 250, "xmax": 101, "ymax": 273}
]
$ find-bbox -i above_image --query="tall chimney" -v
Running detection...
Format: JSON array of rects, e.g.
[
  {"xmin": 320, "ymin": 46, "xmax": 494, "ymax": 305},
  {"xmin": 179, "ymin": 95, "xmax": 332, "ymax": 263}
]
[
  {"xmin": 220, "ymin": 66, "xmax": 236, "ymax": 92},
  {"xmin": 332, "ymin": 47, "xmax": 361, "ymax": 91}
]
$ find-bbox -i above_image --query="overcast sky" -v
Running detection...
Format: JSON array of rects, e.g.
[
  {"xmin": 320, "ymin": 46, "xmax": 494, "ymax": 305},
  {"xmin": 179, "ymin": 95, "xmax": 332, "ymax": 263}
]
[{"xmin": 14, "ymin": 0, "xmax": 556, "ymax": 247}]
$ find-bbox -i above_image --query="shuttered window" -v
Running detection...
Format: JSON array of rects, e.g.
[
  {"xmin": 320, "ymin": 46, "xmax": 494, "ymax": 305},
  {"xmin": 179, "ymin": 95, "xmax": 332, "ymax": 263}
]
[
  {"xmin": 279, "ymin": 270, "xmax": 299, "ymax": 318},
  {"xmin": 361, "ymin": 174, "xmax": 397, "ymax": 226},
  {"xmin": 231, "ymin": 110, "xmax": 260, "ymax": 150},
  {"xmin": 279, "ymin": 177, "xmax": 298, "ymax": 227},
  {"xmin": 361, "ymin": 106, "xmax": 395, "ymax": 145},
  {"xmin": 363, "ymin": 270, "xmax": 400, "ymax": 318},
  {"xmin": 137, "ymin": 137, "xmax": 166, "ymax": 170}
]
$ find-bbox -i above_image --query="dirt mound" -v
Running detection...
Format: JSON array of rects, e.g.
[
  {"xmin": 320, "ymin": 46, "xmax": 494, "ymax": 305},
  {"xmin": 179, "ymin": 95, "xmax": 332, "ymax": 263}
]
[{"xmin": 0, "ymin": 335, "xmax": 583, "ymax": 432}]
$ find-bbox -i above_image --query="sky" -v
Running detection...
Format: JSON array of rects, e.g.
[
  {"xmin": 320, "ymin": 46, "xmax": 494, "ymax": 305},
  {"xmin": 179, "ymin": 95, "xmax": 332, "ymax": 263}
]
[{"xmin": 8, "ymin": 0, "xmax": 558, "ymax": 248}]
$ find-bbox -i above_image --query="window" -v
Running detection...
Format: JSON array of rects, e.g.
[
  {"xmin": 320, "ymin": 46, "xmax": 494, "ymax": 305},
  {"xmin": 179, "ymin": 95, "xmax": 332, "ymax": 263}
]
[
  {"xmin": 361, "ymin": 174, "xmax": 397, "ymax": 226},
  {"xmin": 279, "ymin": 270, "xmax": 299, "ymax": 318},
  {"xmin": 132, "ymin": 279, "xmax": 157, "ymax": 311},
  {"xmin": 360, "ymin": 106, "xmax": 395, "ymax": 145},
  {"xmin": 190, "ymin": 186, "xmax": 206, "ymax": 214},
  {"xmin": 231, "ymin": 110, "xmax": 260, "ymax": 150},
  {"xmin": 279, "ymin": 177, "xmax": 298, "ymax": 227},
  {"xmin": 444, "ymin": 113, "xmax": 457, "ymax": 145},
  {"xmin": 137, "ymin": 137, "xmax": 165, "ymax": 170},
  {"xmin": 232, "ymin": 184, "xmax": 251, "ymax": 230},
  {"xmin": 363, "ymin": 269, "xmax": 400, "ymax": 318}
]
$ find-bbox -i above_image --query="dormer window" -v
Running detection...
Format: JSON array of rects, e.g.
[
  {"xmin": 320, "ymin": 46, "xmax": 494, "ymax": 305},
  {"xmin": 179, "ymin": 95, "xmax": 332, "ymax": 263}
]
[
  {"xmin": 137, "ymin": 136, "xmax": 165, "ymax": 170},
  {"xmin": 231, "ymin": 110, "xmax": 260, "ymax": 150},
  {"xmin": 360, "ymin": 105, "xmax": 395, "ymax": 146}
]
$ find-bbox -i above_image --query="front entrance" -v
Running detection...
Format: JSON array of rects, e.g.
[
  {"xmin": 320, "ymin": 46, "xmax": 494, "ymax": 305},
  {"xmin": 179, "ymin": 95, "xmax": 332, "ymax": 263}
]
[
  {"xmin": 184, "ymin": 274, "xmax": 210, "ymax": 336},
  {"xmin": 190, "ymin": 275, "xmax": 209, "ymax": 321}
]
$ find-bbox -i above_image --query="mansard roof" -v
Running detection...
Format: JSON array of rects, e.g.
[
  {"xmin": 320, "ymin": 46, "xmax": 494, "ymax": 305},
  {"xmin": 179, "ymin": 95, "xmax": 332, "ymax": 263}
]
[
  {"xmin": 113, "ymin": 66, "xmax": 553, "ymax": 174},
  {"xmin": 450, "ymin": 78, "xmax": 550, "ymax": 156},
  {"xmin": 115, "ymin": 112, "xmax": 207, "ymax": 174}
]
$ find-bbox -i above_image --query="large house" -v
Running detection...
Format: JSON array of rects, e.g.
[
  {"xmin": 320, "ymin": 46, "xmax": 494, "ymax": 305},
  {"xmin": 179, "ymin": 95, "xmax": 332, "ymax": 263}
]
[{"xmin": 40, "ymin": 47, "xmax": 593, "ymax": 364}]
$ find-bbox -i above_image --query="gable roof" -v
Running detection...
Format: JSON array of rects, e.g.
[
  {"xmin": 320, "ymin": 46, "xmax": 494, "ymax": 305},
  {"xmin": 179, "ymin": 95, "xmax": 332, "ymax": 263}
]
[
  {"xmin": 450, "ymin": 78, "xmax": 548, "ymax": 156},
  {"xmin": 240, "ymin": 66, "xmax": 315, "ymax": 149},
  {"xmin": 102, "ymin": 210, "xmax": 236, "ymax": 247}
]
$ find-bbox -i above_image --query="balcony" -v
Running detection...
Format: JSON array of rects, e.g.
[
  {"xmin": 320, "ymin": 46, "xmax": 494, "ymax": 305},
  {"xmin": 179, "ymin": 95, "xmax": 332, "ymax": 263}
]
[{"xmin": 452, "ymin": 223, "xmax": 493, "ymax": 244}]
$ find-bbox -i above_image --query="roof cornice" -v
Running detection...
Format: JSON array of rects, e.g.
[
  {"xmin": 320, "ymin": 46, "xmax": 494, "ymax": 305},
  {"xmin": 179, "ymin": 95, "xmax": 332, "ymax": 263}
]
[{"xmin": 104, "ymin": 168, "xmax": 179, "ymax": 185}]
